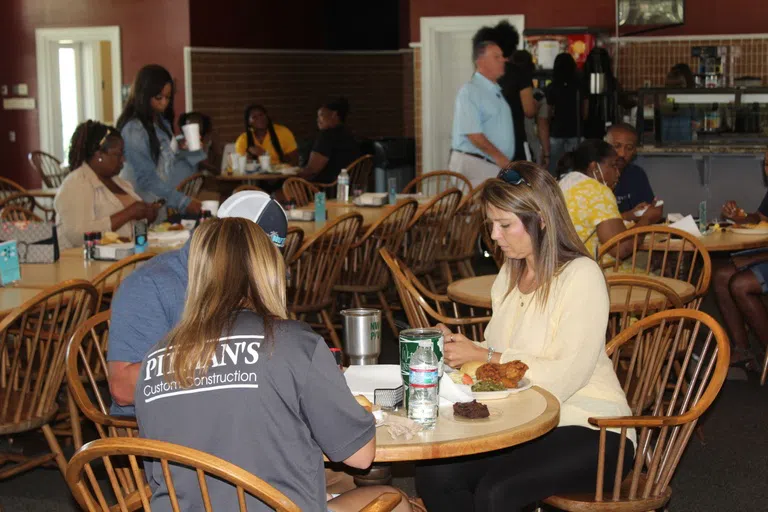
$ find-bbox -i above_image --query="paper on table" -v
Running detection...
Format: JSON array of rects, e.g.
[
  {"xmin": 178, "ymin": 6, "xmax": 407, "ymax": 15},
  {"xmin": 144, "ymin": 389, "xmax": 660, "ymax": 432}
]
[
  {"xmin": 343, "ymin": 364, "xmax": 402, "ymax": 401},
  {"xmin": 668, "ymin": 215, "xmax": 702, "ymax": 237},
  {"xmin": 667, "ymin": 213, "xmax": 684, "ymax": 223},
  {"xmin": 439, "ymin": 374, "xmax": 473, "ymax": 405}
]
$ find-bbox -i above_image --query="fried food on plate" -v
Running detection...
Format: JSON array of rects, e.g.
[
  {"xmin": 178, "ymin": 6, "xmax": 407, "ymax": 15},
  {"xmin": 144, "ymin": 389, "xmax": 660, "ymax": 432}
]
[{"xmin": 476, "ymin": 361, "xmax": 529, "ymax": 389}]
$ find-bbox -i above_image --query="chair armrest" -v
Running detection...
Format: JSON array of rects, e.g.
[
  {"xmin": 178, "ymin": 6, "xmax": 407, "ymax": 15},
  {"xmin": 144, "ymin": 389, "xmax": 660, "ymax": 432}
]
[
  {"xmin": 589, "ymin": 414, "xmax": 692, "ymax": 429},
  {"xmin": 360, "ymin": 492, "xmax": 403, "ymax": 512}
]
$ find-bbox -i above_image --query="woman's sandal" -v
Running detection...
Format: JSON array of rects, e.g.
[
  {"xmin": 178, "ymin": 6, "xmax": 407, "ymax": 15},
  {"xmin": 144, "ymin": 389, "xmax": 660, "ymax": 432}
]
[{"xmin": 730, "ymin": 346, "xmax": 759, "ymax": 373}]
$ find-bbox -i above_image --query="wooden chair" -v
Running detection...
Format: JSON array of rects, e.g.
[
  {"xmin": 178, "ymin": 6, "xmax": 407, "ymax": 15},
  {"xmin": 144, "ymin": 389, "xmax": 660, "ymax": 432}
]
[
  {"xmin": 0, "ymin": 192, "xmax": 56, "ymax": 222},
  {"xmin": 233, "ymin": 184, "xmax": 264, "ymax": 194},
  {"xmin": 0, "ymin": 176, "xmax": 27, "ymax": 202},
  {"xmin": 282, "ymin": 177, "xmax": 334, "ymax": 207},
  {"xmin": 606, "ymin": 274, "xmax": 684, "ymax": 340},
  {"xmin": 437, "ymin": 186, "xmax": 485, "ymax": 284},
  {"xmin": 176, "ymin": 172, "xmax": 205, "ymax": 198},
  {"xmin": 66, "ymin": 310, "xmax": 139, "ymax": 445},
  {"xmin": 0, "ymin": 280, "xmax": 97, "ymax": 480},
  {"xmin": 380, "ymin": 248, "xmax": 491, "ymax": 341},
  {"xmin": 287, "ymin": 213, "xmax": 363, "ymax": 349},
  {"xmin": 402, "ymin": 171, "xmax": 472, "ymax": 197},
  {"xmin": 28, "ymin": 150, "xmax": 68, "ymax": 188},
  {"xmin": 401, "ymin": 188, "xmax": 462, "ymax": 290},
  {"xmin": 282, "ymin": 226, "xmax": 305, "ymax": 265},
  {"xmin": 597, "ymin": 226, "xmax": 712, "ymax": 309},
  {"xmin": 543, "ymin": 309, "xmax": 729, "ymax": 512},
  {"xmin": 0, "ymin": 205, "xmax": 42, "ymax": 222},
  {"xmin": 90, "ymin": 253, "xmax": 155, "ymax": 312},
  {"xmin": 66, "ymin": 437, "xmax": 404, "ymax": 512},
  {"xmin": 334, "ymin": 200, "xmax": 419, "ymax": 335},
  {"xmin": 346, "ymin": 154, "xmax": 374, "ymax": 190}
]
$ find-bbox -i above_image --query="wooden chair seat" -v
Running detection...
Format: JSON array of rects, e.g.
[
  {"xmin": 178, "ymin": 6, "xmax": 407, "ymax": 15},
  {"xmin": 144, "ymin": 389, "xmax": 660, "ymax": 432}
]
[
  {"xmin": 0, "ymin": 392, "xmax": 59, "ymax": 435},
  {"xmin": 544, "ymin": 473, "xmax": 671, "ymax": 512}
]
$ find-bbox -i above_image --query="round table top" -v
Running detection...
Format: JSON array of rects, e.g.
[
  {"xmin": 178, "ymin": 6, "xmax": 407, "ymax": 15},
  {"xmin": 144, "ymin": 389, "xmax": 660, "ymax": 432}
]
[
  {"xmin": 697, "ymin": 229, "xmax": 768, "ymax": 251},
  {"xmin": 289, "ymin": 200, "xmax": 426, "ymax": 238},
  {"xmin": 216, "ymin": 173, "xmax": 294, "ymax": 182},
  {"xmin": 447, "ymin": 272, "xmax": 697, "ymax": 311},
  {"xmin": 644, "ymin": 230, "xmax": 768, "ymax": 252},
  {"xmin": 17, "ymin": 258, "xmax": 117, "ymax": 289},
  {"xmin": 373, "ymin": 386, "xmax": 559, "ymax": 462},
  {"xmin": 0, "ymin": 287, "xmax": 43, "ymax": 317}
]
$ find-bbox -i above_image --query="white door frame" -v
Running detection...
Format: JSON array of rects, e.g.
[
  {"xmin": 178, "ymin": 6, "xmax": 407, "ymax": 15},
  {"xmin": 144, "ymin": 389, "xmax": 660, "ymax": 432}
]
[
  {"xmin": 35, "ymin": 26, "xmax": 122, "ymax": 157},
  {"xmin": 420, "ymin": 15, "xmax": 525, "ymax": 174}
]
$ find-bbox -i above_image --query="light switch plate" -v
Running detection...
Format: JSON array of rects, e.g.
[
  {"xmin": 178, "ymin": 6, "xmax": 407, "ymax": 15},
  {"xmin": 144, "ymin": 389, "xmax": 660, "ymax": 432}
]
[
  {"xmin": 13, "ymin": 84, "xmax": 28, "ymax": 96},
  {"xmin": 3, "ymin": 98, "xmax": 35, "ymax": 110},
  {"xmin": 0, "ymin": 86, "xmax": 7, "ymax": 96}
]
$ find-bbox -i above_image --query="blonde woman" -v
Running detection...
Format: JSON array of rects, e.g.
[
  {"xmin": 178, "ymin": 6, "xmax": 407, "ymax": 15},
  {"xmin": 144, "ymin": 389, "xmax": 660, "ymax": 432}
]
[
  {"xmin": 415, "ymin": 162, "xmax": 635, "ymax": 511},
  {"xmin": 135, "ymin": 217, "xmax": 411, "ymax": 512}
]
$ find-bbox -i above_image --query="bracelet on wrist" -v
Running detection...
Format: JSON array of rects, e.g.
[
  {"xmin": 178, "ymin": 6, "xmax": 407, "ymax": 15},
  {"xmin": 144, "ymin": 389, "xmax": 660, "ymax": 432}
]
[{"xmin": 486, "ymin": 347, "xmax": 495, "ymax": 363}]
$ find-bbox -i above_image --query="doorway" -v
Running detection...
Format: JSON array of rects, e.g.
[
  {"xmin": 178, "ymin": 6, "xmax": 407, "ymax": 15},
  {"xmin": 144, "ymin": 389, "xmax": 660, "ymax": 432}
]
[
  {"xmin": 36, "ymin": 26, "xmax": 122, "ymax": 163},
  {"xmin": 419, "ymin": 15, "xmax": 525, "ymax": 173}
]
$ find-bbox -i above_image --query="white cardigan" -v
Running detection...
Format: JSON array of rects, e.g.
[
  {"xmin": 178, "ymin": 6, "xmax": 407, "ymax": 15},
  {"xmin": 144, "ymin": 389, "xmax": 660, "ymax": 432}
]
[{"xmin": 482, "ymin": 257, "xmax": 635, "ymax": 443}]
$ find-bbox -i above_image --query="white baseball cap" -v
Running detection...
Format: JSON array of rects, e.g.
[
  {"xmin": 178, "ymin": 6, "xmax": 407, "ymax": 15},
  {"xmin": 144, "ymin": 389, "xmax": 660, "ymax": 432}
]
[{"xmin": 217, "ymin": 191, "xmax": 288, "ymax": 248}]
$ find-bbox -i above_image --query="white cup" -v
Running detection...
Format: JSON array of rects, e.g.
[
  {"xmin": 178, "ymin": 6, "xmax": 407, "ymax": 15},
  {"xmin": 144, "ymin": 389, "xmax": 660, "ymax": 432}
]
[
  {"xmin": 259, "ymin": 154, "xmax": 271, "ymax": 171},
  {"xmin": 181, "ymin": 123, "xmax": 201, "ymax": 151},
  {"xmin": 201, "ymin": 200, "xmax": 220, "ymax": 217},
  {"xmin": 238, "ymin": 155, "xmax": 247, "ymax": 174}
]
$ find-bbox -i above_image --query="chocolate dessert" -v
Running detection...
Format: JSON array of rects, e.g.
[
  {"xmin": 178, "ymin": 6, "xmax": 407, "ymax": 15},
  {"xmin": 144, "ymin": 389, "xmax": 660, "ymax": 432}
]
[{"xmin": 453, "ymin": 400, "xmax": 490, "ymax": 419}]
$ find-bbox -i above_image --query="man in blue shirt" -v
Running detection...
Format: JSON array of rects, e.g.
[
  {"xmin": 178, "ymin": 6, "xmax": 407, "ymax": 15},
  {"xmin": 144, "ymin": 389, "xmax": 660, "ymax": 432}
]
[
  {"xmin": 448, "ymin": 36, "xmax": 514, "ymax": 187},
  {"xmin": 607, "ymin": 123, "xmax": 663, "ymax": 223},
  {"xmin": 107, "ymin": 191, "xmax": 288, "ymax": 416}
]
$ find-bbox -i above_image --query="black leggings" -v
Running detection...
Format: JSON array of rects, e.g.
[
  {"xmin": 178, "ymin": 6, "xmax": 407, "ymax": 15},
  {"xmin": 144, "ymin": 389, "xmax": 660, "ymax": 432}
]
[{"xmin": 414, "ymin": 426, "xmax": 635, "ymax": 512}]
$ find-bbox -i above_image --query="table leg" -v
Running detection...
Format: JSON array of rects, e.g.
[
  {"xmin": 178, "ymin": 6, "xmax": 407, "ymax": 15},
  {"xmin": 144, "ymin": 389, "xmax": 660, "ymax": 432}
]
[{"xmin": 353, "ymin": 463, "xmax": 392, "ymax": 487}]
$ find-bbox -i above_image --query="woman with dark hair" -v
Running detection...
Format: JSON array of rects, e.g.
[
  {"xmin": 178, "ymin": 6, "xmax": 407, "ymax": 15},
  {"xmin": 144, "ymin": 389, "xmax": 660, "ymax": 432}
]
[
  {"xmin": 234, "ymin": 105, "xmax": 299, "ymax": 166},
  {"xmin": 298, "ymin": 97, "xmax": 360, "ymax": 184},
  {"xmin": 117, "ymin": 64, "xmax": 204, "ymax": 214},
  {"xmin": 54, "ymin": 121, "xmax": 160, "ymax": 249},
  {"xmin": 667, "ymin": 63, "xmax": 695, "ymax": 88},
  {"xmin": 546, "ymin": 53, "xmax": 582, "ymax": 174},
  {"xmin": 415, "ymin": 163, "xmax": 634, "ymax": 511},
  {"xmin": 557, "ymin": 139, "xmax": 656, "ymax": 258},
  {"xmin": 493, "ymin": 21, "xmax": 537, "ymax": 162}
]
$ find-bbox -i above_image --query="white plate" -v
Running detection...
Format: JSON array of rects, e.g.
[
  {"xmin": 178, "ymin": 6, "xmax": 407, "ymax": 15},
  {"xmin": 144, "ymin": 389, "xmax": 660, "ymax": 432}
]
[
  {"xmin": 730, "ymin": 227, "xmax": 768, "ymax": 235},
  {"xmin": 457, "ymin": 377, "xmax": 532, "ymax": 400}
]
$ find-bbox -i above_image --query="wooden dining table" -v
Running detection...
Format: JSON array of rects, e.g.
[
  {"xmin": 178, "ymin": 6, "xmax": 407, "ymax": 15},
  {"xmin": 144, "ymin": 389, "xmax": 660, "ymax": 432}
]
[
  {"xmin": 447, "ymin": 272, "xmax": 697, "ymax": 312},
  {"xmin": 644, "ymin": 229, "xmax": 768, "ymax": 252},
  {"xmin": 288, "ymin": 200, "xmax": 427, "ymax": 238},
  {"xmin": 358, "ymin": 386, "xmax": 559, "ymax": 486}
]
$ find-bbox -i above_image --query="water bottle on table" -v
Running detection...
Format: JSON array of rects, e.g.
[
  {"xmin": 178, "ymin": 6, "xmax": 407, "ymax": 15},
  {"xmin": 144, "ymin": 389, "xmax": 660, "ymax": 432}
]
[
  {"xmin": 337, "ymin": 168, "xmax": 350, "ymax": 203},
  {"xmin": 408, "ymin": 340, "xmax": 439, "ymax": 429}
]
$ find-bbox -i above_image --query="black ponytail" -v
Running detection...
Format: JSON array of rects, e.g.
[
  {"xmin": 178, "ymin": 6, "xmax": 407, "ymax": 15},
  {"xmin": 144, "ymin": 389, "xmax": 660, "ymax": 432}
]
[
  {"xmin": 557, "ymin": 139, "xmax": 616, "ymax": 179},
  {"xmin": 244, "ymin": 104, "xmax": 286, "ymax": 163},
  {"xmin": 68, "ymin": 120, "xmax": 122, "ymax": 170}
]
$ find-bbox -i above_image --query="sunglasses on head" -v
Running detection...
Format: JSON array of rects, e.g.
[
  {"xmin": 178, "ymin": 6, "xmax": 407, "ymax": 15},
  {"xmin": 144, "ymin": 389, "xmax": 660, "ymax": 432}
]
[{"xmin": 498, "ymin": 167, "xmax": 531, "ymax": 187}]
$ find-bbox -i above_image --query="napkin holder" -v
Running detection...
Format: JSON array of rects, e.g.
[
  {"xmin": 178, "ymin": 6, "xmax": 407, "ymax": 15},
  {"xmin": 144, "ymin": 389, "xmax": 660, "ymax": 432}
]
[
  {"xmin": 93, "ymin": 243, "xmax": 136, "ymax": 261},
  {"xmin": 287, "ymin": 209, "xmax": 314, "ymax": 221}
]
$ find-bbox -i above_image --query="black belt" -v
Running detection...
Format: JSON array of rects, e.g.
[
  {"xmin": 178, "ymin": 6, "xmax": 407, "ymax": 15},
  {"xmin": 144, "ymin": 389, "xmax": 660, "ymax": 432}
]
[{"xmin": 452, "ymin": 149, "xmax": 495, "ymax": 165}]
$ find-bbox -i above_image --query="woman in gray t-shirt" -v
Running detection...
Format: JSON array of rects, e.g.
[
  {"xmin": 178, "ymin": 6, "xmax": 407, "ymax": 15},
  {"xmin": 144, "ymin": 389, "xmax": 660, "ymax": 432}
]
[{"xmin": 135, "ymin": 217, "xmax": 411, "ymax": 511}]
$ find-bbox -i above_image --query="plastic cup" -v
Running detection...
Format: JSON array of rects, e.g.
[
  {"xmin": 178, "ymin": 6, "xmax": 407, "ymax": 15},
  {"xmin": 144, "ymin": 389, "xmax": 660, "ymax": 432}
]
[
  {"xmin": 201, "ymin": 200, "xmax": 220, "ymax": 217},
  {"xmin": 181, "ymin": 123, "xmax": 201, "ymax": 151},
  {"xmin": 259, "ymin": 154, "xmax": 271, "ymax": 172}
]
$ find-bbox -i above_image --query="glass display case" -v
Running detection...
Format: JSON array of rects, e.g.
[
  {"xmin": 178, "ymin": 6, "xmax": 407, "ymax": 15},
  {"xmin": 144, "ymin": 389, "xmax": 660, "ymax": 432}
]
[{"xmin": 636, "ymin": 88, "xmax": 768, "ymax": 146}]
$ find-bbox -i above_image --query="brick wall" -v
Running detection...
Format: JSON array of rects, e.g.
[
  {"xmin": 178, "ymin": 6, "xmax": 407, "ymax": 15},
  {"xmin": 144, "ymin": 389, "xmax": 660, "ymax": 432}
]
[
  {"xmin": 189, "ymin": 50, "xmax": 414, "ymax": 148},
  {"xmin": 616, "ymin": 36, "xmax": 768, "ymax": 90}
]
